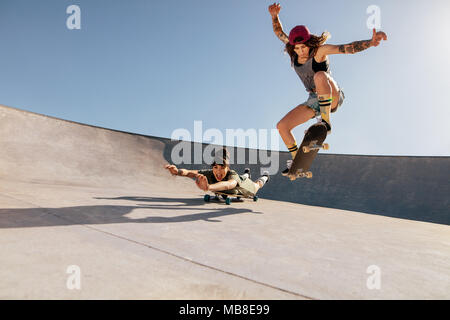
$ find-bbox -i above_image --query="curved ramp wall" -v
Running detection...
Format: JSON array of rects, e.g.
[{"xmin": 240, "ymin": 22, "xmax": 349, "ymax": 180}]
[{"xmin": 1, "ymin": 105, "xmax": 448, "ymax": 225}]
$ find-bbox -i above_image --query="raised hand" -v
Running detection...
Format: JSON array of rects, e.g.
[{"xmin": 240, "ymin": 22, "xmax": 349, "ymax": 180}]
[
  {"xmin": 371, "ymin": 28, "xmax": 388, "ymax": 47},
  {"xmin": 268, "ymin": 3, "xmax": 281, "ymax": 17}
]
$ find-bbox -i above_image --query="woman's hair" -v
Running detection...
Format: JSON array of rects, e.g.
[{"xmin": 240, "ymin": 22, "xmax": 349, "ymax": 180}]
[
  {"xmin": 211, "ymin": 147, "xmax": 230, "ymax": 168},
  {"xmin": 285, "ymin": 31, "xmax": 331, "ymax": 65}
]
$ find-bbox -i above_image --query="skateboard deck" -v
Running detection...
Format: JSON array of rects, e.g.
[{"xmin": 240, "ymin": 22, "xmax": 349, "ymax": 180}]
[
  {"xmin": 203, "ymin": 191, "xmax": 258, "ymax": 205},
  {"xmin": 287, "ymin": 122, "xmax": 329, "ymax": 180}
]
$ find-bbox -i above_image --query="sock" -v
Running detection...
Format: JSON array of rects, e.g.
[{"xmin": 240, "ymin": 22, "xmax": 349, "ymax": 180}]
[
  {"xmin": 318, "ymin": 94, "xmax": 333, "ymax": 124},
  {"xmin": 288, "ymin": 143, "xmax": 298, "ymax": 159},
  {"xmin": 257, "ymin": 176, "xmax": 268, "ymax": 186}
]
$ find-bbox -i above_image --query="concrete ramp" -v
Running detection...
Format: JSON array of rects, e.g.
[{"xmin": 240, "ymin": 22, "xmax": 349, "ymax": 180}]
[{"xmin": 0, "ymin": 105, "xmax": 449, "ymax": 299}]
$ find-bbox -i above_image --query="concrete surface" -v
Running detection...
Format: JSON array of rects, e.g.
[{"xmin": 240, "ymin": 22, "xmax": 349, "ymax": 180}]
[{"xmin": 0, "ymin": 104, "xmax": 449, "ymax": 299}]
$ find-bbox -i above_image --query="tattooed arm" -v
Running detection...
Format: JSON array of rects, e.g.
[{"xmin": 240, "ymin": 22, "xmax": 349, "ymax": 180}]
[
  {"xmin": 164, "ymin": 164, "xmax": 199, "ymax": 179},
  {"xmin": 340, "ymin": 39, "xmax": 373, "ymax": 54},
  {"xmin": 268, "ymin": 3, "xmax": 289, "ymax": 44},
  {"xmin": 315, "ymin": 28, "xmax": 388, "ymax": 61},
  {"xmin": 272, "ymin": 15, "xmax": 289, "ymax": 44}
]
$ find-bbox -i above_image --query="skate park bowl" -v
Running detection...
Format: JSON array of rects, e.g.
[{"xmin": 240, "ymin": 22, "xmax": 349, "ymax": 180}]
[{"xmin": 0, "ymin": 104, "xmax": 449, "ymax": 299}]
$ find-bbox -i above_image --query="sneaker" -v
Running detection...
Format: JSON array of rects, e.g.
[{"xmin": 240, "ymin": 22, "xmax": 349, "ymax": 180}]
[
  {"xmin": 257, "ymin": 171, "xmax": 270, "ymax": 186},
  {"xmin": 241, "ymin": 168, "xmax": 252, "ymax": 179},
  {"xmin": 262, "ymin": 171, "xmax": 270, "ymax": 183},
  {"xmin": 321, "ymin": 119, "xmax": 331, "ymax": 134},
  {"xmin": 281, "ymin": 159, "xmax": 293, "ymax": 176}
]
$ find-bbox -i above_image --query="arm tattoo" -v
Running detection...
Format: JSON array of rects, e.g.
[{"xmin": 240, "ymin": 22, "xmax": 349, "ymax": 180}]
[
  {"xmin": 343, "ymin": 40, "xmax": 372, "ymax": 54},
  {"xmin": 272, "ymin": 16, "xmax": 289, "ymax": 44}
]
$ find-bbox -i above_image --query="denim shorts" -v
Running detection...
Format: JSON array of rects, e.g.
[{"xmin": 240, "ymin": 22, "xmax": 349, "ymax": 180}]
[{"xmin": 304, "ymin": 89, "xmax": 345, "ymax": 117}]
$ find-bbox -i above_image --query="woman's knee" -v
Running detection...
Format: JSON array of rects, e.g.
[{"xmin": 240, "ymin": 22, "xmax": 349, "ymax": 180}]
[
  {"xmin": 278, "ymin": 104, "xmax": 314, "ymax": 133},
  {"xmin": 277, "ymin": 118, "xmax": 296, "ymax": 133},
  {"xmin": 276, "ymin": 119, "xmax": 287, "ymax": 132}
]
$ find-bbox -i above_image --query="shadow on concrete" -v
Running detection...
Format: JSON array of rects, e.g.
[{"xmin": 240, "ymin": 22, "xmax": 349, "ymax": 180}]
[
  {"xmin": 94, "ymin": 196, "xmax": 203, "ymax": 207},
  {"xmin": 0, "ymin": 196, "xmax": 259, "ymax": 229}
]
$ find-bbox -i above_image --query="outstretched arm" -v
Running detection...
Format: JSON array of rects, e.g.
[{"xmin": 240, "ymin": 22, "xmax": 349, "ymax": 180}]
[
  {"xmin": 195, "ymin": 175, "xmax": 238, "ymax": 192},
  {"xmin": 208, "ymin": 179, "xmax": 238, "ymax": 192},
  {"xmin": 165, "ymin": 164, "xmax": 238, "ymax": 192},
  {"xmin": 269, "ymin": 3, "xmax": 289, "ymax": 44},
  {"xmin": 165, "ymin": 164, "xmax": 199, "ymax": 179},
  {"xmin": 316, "ymin": 28, "xmax": 388, "ymax": 60}
]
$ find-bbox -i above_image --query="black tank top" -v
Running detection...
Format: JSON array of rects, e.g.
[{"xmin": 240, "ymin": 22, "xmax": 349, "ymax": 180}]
[{"xmin": 294, "ymin": 57, "xmax": 329, "ymax": 73}]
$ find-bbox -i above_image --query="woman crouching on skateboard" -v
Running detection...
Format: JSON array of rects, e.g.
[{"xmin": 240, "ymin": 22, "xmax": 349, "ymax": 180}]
[
  {"xmin": 268, "ymin": 3, "xmax": 387, "ymax": 174},
  {"xmin": 164, "ymin": 148, "xmax": 270, "ymax": 197}
]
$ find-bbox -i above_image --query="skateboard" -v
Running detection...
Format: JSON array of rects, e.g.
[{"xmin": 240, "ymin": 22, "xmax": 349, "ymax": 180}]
[
  {"xmin": 287, "ymin": 122, "xmax": 329, "ymax": 180},
  {"xmin": 203, "ymin": 191, "xmax": 258, "ymax": 205}
]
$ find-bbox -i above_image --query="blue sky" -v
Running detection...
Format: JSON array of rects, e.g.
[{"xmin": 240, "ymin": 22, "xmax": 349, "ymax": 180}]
[{"xmin": 1, "ymin": 0, "xmax": 449, "ymax": 156}]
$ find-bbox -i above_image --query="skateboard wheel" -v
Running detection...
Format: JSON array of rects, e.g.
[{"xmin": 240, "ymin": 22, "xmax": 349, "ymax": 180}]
[
  {"xmin": 253, "ymin": 196, "xmax": 258, "ymax": 202},
  {"xmin": 204, "ymin": 195, "xmax": 210, "ymax": 202},
  {"xmin": 225, "ymin": 198, "xmax": 231, "ymax": 205},
  {"xmin": 322, "ymin": 143, "xmax": 329, "ymax": 150},
  {"xmin": 306, "ymin": 172, "xmax": 313, "ymax": 179},
  {"xmin": 303, "ymin": 146, "xmax": 310, "ymax": 153}
]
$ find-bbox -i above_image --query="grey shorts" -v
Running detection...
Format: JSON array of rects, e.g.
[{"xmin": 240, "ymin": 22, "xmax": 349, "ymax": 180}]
[
  {"xmin": 221, "ymin": 176, "xmax": 257, "ymax": 197},
  {"xmin": 303, "ymin": 89, "xmax": 345, "ymax": 117}
]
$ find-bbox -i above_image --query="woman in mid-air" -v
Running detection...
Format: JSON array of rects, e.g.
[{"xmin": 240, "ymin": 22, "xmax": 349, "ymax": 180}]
[{"xmin": 268, "ymin": 3, "xmax": 387, "ymax": 174}]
